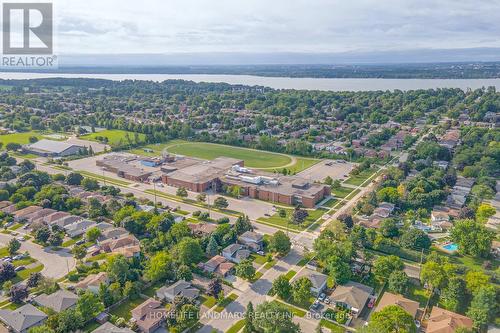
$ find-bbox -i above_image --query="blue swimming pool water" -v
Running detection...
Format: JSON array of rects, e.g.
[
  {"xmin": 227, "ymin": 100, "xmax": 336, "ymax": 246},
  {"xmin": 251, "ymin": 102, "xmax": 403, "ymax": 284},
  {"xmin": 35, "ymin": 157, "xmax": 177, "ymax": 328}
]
[{"xmin": 443, "ymin": 243, "xmax": 458, "ymax": 251}]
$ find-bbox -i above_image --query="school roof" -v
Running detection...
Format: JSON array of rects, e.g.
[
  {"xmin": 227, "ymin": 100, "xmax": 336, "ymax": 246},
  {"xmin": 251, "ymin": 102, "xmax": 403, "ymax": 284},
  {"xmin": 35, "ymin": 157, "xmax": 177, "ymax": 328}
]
[{"xmin": 27, "ymin": 139, "xmax": 83, "ymax": 154}]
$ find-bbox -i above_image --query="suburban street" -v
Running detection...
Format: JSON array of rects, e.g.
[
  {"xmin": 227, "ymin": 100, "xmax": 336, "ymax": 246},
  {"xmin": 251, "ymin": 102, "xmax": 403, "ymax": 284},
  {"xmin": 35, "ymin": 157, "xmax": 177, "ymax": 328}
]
[{"xmin": 0, "ymin": 233, "xmax": 75, "ymax": 279}]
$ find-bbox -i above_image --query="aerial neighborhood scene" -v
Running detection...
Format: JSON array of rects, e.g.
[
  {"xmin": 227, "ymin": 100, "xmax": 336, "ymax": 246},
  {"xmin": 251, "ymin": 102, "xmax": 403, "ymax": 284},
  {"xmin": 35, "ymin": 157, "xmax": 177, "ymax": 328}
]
[{"xmin": 0, "ymin": 1, "xmax": 498, "ymax": 333}]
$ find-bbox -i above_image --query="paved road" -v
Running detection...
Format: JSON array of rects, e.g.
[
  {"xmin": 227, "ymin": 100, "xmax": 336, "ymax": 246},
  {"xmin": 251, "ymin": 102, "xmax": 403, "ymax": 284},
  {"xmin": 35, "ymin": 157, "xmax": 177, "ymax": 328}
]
[
  {"xmin": 0, "ymin": 233, "xmax": 75, "ymax": 279},
  {"xmin": 198, "ymin": 248, "xmax": 319, "ymax": 333}
]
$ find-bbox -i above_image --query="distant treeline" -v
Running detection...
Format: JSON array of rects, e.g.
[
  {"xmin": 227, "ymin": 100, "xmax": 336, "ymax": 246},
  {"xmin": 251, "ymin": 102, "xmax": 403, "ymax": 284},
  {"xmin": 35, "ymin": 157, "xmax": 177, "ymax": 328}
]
[{"xmin": 3, "ymin": 62, "xmax": 500, "ymax": 78}]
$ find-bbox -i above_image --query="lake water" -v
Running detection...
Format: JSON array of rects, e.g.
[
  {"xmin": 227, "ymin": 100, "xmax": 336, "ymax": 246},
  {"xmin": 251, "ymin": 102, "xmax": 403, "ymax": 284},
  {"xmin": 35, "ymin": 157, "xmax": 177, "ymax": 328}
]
[{"xmin": 1, "ymin": 72, "xmax": 500, "ymax": 91}]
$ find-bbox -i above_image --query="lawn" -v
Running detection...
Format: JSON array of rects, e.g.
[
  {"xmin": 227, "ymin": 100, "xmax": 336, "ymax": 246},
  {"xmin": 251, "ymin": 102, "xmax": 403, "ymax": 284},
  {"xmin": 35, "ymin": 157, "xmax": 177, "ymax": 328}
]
[
  {"xmin": 226, "ymin": 319, "xmax": 246, "ymax": 333},
  {"xmin": 271, "ymin": 300, "xmax": 306, "ymax": 317},
  {"xmin": 80, "ymin": 129, "xmax": 145, "ymax": 147},
  {"xmin": 257, "ymin": 208, "xmax": 327, "ymax": 232},
  {"xmin": 0, "ymin": 247, "xmax": 9, "ymax": 257},
  {"xmin": 285, "ymin": 157, "xmax": 320, "ymax": 174},
  {"xmin": 249, "ymin": 271, "xmax": 264, "ymax": 283},
  {"xmin": 407, "ymin": 284, "xmax": 431, "ymax": 307},
  {"xmin": 322, "ymin": 198, "xmax": 338, "ymax": 208},
  {"xmin": 344, "ymin": 167, "xmax": 379, "ymax": 186},
  {"xmin": 12, "ymin": 264, "xmax": 43, "ymax": 283},
  {"xmin": 331, "ymin": 186, "xmax": 356, "ymax": 198},
  {"xmin": 110, "ymin": 297, "xmax": 146, "ymax": 320},
  {"xmin": 167, "ymin": 141, "xmax": 293, "ymax": 169},
  {"xmin": 319, "ymin": 319, "xmax": 345, "ymax": 333},
  {"xmin": 251, "ymin": 253, "xmax": 268, "ymax": 265},
  {"xmin": 284, "ymin": 270, "xmax": 297, "ymax": 281},
  {"xmin": 0, "ymin": 131, "xmax": 68, "ymax": 146},
  {"xmin": 200, "ymin": 295, "xmax": 217, "ymax": 308},
  {"xmin": 214, "ymin": 293, "xmax": 238, "ymax": 312}
]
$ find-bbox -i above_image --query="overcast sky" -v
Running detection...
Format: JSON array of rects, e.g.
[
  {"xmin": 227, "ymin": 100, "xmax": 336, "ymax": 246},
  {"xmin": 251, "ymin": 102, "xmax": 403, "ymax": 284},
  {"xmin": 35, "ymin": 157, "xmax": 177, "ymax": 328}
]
[{"xmin": 49, "ymin": 0, "xmax": 500, "ymax": 55}]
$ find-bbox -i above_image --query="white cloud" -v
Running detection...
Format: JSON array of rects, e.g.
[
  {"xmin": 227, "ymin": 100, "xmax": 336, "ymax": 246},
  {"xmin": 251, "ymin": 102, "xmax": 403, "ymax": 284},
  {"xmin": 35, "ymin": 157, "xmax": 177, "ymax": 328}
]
[{"xmin": 45, "ymin": 0, "xmax": 500, "ymax": 54}]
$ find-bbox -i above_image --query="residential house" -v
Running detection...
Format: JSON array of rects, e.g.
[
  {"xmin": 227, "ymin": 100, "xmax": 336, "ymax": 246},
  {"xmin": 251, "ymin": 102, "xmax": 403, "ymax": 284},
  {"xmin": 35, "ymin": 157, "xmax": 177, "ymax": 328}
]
[
  {"xmin": 100, "ymin": 227, "xmax": 129, "ymax": 241},
  {"xmin": 427, "ymin": 306, "xmax": 473, "ymax": 333},
  {"xmin": 51, "ymin": 215, "xmax": 82, "ymax": 228},
  {"xmin": 131, "ymin": 298, "xmax": 167, "ymax": 333},
  {"xmin": 99, "ymin": 234, "xmax": 139, "ymax": 252},
  {"xmin": 292, "ymin": 268, "xmax": 328, "ymax": 295},
  {"xmin": 64, "ymin": 219, "xmax": 97, "ymax": 237},
  {"xmin": 0, "ymin": 304, "xmax": 47, "ymax": 333},
  {"xmin": 200, "ymin": 255, "xmax": 235, "ymax": 278},
  {"xmin": 222, "ymin": 244, "xmax": 251, "ymax": 263},
  {"xmin": 238, "ymin": 231, "xmax": 263, "ymax": 252},
  {"xmin": 188, "ymin": 223, "xmax": 218, "ymax": 237},
  {"xmin": 13, "ymin": 206, "xmax": 42, "ymax": 222},
  {"xmin": 74, "ymin": 272, "xmax": 109, "ymax": 293},
  {"xmin": 92, "ymin": 322, "xmax": 135, "ymax": 333},
  {"xmin": 375, "ymin": 292, "xmax": 419, "ymax": 319},
  {"xmin": 372, "ymin": 202, "xmax": 395, "ymax": 218},
  {"xmin": 155, "ymin": 280, "xmax": 199, "ymax": 303},
  {"xmin": 33, "ymin": 290, "xmax": 79, "ymax": 313},
  {"xmin": 37, "ymin": 211, "xmax": 70, "ymax": 225},
  {"xmin": 25, "ymin": 208, "xmax": 57, "ymax": 224},
  {"xmin": 328, "ymin": 281, "xmax": 374, "ymax": 318}
]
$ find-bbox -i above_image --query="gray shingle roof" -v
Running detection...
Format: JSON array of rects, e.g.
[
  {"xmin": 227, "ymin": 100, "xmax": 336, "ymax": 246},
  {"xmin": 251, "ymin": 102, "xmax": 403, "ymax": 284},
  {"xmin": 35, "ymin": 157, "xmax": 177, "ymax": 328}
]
[
  {"xmin": 33, "ymin": 290, "xmax": 79, "ymax": 313},
  {"xmin": 0, "ymin": 303, "xmax": 47, "ymax": 332}
]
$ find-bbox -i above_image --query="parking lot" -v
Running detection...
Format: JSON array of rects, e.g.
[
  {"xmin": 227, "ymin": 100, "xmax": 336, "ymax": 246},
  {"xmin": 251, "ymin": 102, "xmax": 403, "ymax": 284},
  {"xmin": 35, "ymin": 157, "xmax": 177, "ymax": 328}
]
[{"xmin": 297, "ymin": 159, "xmax": 354, "ymax": 182}]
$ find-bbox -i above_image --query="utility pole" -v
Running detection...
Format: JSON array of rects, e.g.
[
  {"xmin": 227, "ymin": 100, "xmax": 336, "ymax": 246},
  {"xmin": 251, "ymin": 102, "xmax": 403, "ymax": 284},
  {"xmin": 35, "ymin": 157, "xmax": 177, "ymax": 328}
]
[
  {"xmin": 102, "ymin": 168, "xmax": 106, "ymax": 187},
  {"xmin": 153, "ymin": 181, "xmax": 157, "ymax": 209}
]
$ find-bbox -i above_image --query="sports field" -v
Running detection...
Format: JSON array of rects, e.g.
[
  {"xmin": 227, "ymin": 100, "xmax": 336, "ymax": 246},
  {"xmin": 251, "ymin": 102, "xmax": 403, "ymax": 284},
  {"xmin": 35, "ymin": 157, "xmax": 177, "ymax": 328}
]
[
  {"xmin": 80, "ymin": 129, "xmax": 145, "ymax": 147},
  {"xmin": 131, "ymin": 140, "xmax": 296, "ymax": 169},
  {"xmin": 0, "ymin": 131, "xmax": 67, "ymax": 146}
]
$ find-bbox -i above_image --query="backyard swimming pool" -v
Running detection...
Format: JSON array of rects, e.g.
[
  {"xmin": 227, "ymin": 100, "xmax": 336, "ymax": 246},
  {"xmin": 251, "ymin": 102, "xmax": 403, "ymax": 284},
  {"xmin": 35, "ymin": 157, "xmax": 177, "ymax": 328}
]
[{"xmin": 442, "ymin": 243, "xmax": 458, "ymax": 252}]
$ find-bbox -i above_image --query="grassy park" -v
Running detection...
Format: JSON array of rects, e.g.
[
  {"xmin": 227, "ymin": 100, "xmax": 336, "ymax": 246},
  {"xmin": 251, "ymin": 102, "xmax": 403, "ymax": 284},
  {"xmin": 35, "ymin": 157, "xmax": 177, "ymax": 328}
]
[{"xmin": 80, "ymin": 129, "xmax": 145, "ymax": 147}]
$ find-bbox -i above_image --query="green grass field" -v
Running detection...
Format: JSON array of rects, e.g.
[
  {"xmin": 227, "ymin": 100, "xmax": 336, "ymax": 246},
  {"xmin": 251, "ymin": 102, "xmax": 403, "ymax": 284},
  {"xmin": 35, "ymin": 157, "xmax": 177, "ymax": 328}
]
[
  {"xmin": 226, "ymin": 320, "xmax": 245, "ymax": 333},
  {"xmin": 344, "ymin": 167, "xmax": 379, "ymax": 186},
  {"xmin": 257, "ymin": 208, "xmax": 326, "ymax": 231},
  {"xmin": 80, "ymin": 129, "xmax": 145, "ymax": 147},
  {"xmin": 0, "ymin": 131, "xmax": 68, "ymax": 146}
]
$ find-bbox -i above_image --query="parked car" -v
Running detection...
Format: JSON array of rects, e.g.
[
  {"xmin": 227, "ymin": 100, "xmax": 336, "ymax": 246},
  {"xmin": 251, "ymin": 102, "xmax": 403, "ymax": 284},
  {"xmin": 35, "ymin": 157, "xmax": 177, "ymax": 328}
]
[
  {"xmin": 367, "ymin": 297, "xmax": 376, "ymax": 308},
  {"xmin": 14, "ymin": 266, "xmax": 25, "ymax": 272},
  {"xmin": 257, "ymin": 250, "xmax": 265, "ymax": 256},
  {"xmin": 16, "ymin": 237, "xmax": 25, "ymax": 242},
  {"xmin": 318, "ymin": 293, "xmax": 326, "ymax": 301},
  {"xmin": 22, "ymin": 224, "xmax": 29, "ymax": 229},
  {"xmin": 75, "ymin": 239, "xmax": 85, "ymax": 245},
  {"xmin": 310, "ymin": 300, "xmax": 320, "ymax": 311}
]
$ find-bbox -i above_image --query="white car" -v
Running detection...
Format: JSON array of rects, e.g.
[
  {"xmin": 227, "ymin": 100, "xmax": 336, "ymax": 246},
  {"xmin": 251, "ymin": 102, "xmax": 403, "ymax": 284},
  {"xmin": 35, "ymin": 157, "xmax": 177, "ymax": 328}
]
[
  {"xmin": 16, "ymin": 237, "xmax": 25, "ymax": 242},
  {"xmin": 318, "ymin": 293, "xmax": 326, "ymax": 301}
]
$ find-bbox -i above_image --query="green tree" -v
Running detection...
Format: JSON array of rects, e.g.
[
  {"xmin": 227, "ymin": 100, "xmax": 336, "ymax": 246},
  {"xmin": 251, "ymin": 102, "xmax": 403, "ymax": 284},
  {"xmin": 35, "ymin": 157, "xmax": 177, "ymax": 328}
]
[
  {"xmin": 236, "ymin": 259, "xmax": 256, "ymax": 280},
  {"xmin": 253, "ymin": 301, "xmax": 300, "ymax": 333},
  {"xmin": 421, "ymin": 261, "xmax": 447, "ymax": 291},
  {"xmin": 28, "ymin": 325, "xmax": 55, "ymax": 333},
  {"xmin": 292, "ymin": 277, "xmax": 313, "ymax": 306},
  {"xmin": 176, "ymin": 187, "xmax": 188, "ymax": 198},
  {"xmin": 196, "ymin": 193, "xmax": 207, "ymax": 203},
  {"xmin": 326, "ymin": 256, "xmax": 351, "ymax": 285},
  {"xmin": 206, "ymin": 236, "xmax": 219, "ymax": 257},
  {"xmin": 66, "ymin": 172, "xmax": 83, "ymax": 185},
  {"xmin": 7, "ymin": 238, "xmax": 20, "ymax": 255},
  {"xmin": 77, "ymin": 290, "xmax": 104, "ymax": 321},
  {"xmin": 475, "ymin": 203, "xmax": 495, "ymax": 223},
  {"xmin": 465, "ymin": 270, "xmax": 490, "ymax": 294},
  {"xmin": 450, "ymin": 219, "xmax": 493, "ymax": 258},
  {"xmin": 176, "ymin": 265, "xmax": 193, "ymax": 281},
  {"xmin": 145, "ymin": 251, "xmax": 175, "ymax": 282},
  {"xmin": 373, "ymin": 255, "xmax": 404, "ymax": 284},
  {"xmin": 213, "ymin": 196, "xmax": 229, "ymax": 209},
  {"xmin": 399, "ymin": 228, "xmax": 431, "ymax": 250},
  {"xmin": 269, "ymin": 231, "xmax": 291, "ymax": 256},
  {"xmin": 244, "ymin": 301, "xmax": 255, "ymax": 333},
  {"xmin": 85, "ymin": 227, "xmax": 101, "ymax": 242},
  {"xmin": 71, "ymin": 245, "xmax": 87, "ymax": 261},
  {"xmin": 365, "ymin": 305, "xmax": 416, "ymax": 333},
  {"xmin": 106, "ymin": 254, "xmax": 130, "ymax": 285},
  {"xmin": 388, "ymin": 271, "xmax": 410, "ymax": 295},
  {"xmin": 174, "ymin": 238, "xmax": 204, "ymax": 265},
  {"xmin": 82, "ymin": 178, "xmax": 99, "ymax": 191},
  {"xmin": 272, "ymin": 275, "xmax": 292, "ymax": 300},
  {"xmin": 440, "ymin": 277, "xmax": 467, "ymax": 313},
  {"xmin": 467, "ymin": 286, "xmax": 497, "ymax": 330}
]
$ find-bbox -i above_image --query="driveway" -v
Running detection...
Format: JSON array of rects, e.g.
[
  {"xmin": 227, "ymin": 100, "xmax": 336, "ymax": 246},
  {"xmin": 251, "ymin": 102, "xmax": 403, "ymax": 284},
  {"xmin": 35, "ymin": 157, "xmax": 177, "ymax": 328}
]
[{"xmin": 0, "ymin": 233, "xmax": 75, "ymax": 279}]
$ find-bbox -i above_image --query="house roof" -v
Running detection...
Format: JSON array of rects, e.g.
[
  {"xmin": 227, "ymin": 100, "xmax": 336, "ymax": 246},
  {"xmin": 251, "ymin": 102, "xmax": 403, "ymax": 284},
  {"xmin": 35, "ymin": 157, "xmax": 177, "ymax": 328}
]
[
  {"xmin": 33, "ymin": 290, "xmax": 79, "ymax": 313},
  {"xmin": 92, "ymin": 322, "xmax": 135, "ymax": 333},
  {"xmin": 0, "ymin": 303, "xmax": 47, "ymax": 332},
  {"xmin": 75, "ymin": 272, "xmax": 108, "ymax": 289},
  {"xmin": 131, "ymin": 298, "xmax": 166, "ymax": 331},
  {"xmin": 223, "ymin": 243, "xmax": 244, "ymax": 255},
  {"xmin": 375, "ymin": 292, "xmax": 419, "ymax": 318},
  {"xmin": 239, "ymin": 231, "xmax": 263, "ymax": 242},
  {"xmin": 427, "ymin": 306, "xmax": 473, "ymax": 333},
  {"xmin": 156, "ymin": 280, "xmax": 199, "ymax": 301},
  {"xmin": 100, "ymin": 235, "xmax": 139, "ymax": 252},
  {"xmin": 216, "ymin": 262, "xmax": 235, "ymax": 276},
  {"xmin": 293, "ymin": 268, "xmax": 328, "ymax": 290},
  {"xmin": 329, "ymin": 281, "xmax": 373, "ymax": 310},
  {"xmin": 27, "ymin": 139, "xmax": 83, "ymax": 154}
]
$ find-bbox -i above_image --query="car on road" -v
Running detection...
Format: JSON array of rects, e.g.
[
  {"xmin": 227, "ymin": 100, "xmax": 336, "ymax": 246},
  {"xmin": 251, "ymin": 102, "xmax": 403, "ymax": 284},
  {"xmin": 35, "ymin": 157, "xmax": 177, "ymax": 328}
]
[
  {"xmin": 14, "ymin": 266, "xmax": 25, "ymax": 272},
  {"xmin": 16, "ymin": 236, "xmax": 25, "ymax": 242}
]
